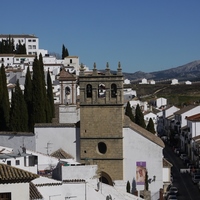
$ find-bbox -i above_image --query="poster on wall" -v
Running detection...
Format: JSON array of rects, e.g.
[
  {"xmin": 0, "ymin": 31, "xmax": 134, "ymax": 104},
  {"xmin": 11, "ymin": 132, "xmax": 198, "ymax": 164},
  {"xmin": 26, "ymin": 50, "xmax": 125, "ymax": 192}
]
[{"xmin": 136, "ymin": 161, "xmax": 146, "ymax": 185}]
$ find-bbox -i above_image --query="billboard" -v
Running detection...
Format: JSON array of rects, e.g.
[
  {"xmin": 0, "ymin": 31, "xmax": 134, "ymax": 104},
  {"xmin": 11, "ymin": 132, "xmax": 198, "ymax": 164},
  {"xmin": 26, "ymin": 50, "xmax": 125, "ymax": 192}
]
[{"xmin": 136, "ymin": 161, "xmax": 146, "ymax": 185}]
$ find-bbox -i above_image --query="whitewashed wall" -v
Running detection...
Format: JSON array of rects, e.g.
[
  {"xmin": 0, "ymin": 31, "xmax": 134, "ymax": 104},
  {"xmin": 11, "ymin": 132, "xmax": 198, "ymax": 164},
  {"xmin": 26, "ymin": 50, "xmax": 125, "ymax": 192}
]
[
  {"xmin": 35, "ymin": 126, "xmax": 79, "ymax": 161},
  {"xmin": 123, "ymin": 127, "xmax": 163, "ymax": 200},
  {"xmin": 61, "ymin": 165, "xmax": 98, "ymax": 181},
  {"xmin": 0, "ymin": 134, "xmax": 35, "ymax": 152},
  {"xmin": 180, "ymin": 106, "xmax": 200, "ymax": 128},
  {"xmin": 1, "ymin": 183, "xmax": 29, "ymax": 200}
]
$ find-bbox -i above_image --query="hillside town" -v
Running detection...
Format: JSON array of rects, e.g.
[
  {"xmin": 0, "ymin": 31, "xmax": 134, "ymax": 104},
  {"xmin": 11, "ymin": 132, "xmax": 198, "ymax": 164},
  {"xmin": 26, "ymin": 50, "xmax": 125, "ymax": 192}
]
[{"xmin": 0, "ymin": 34, "xmax": 200, "ymax": 200}]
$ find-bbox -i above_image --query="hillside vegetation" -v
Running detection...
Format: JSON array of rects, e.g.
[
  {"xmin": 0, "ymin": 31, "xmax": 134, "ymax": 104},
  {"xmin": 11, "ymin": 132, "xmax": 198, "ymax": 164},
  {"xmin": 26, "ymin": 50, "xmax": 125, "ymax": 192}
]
[{"xmin": 131, "ymin": 83, "xmax": 200, "ymax": 107}]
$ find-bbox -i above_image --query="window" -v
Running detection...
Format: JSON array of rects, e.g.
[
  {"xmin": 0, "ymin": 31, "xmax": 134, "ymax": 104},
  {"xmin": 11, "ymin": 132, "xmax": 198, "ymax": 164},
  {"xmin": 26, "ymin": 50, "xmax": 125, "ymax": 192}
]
[
  {"xmin": 33, "ymin": 39, "xmax": 36, "ymax": 42},
  {"xmin": 7, "ymin": 161, "xmax": 11, "ymax": 165},
  {"xmin": 7, "ymin": 58, "xmax": 9, "ymax": 60},
  {"xmin": 28, "ymin": 45, "xmax": 32, "ymax": 49},
  {"xmin": 86, "ymin": 84, "xmax": 92, "ymax": 98},
  {"xmin": 98, "ymin": 83, "xmax": 106, "ymax": 98},
  {"xmin": 0, "ymin": 193, "xmax": 11, "ymax": 200},
  {"xmin": 28, "ymin": 39, "xmax": 31, "ymax": 42},
  {"xmin": 97, "ymin": 142, "xmax": 107, "ymax": 154},
  {"xmin": 70, "ymin": 59, "xmax": 72, "ymax": 63},
  {"xmin": 33, "ymin": 45, "xmax": 36, "ymax": 49},
  {"xmin": 16, "ymin": 58, "xmax": 19, "ymax": 61},
  {"xmin": 15, "ymin": 160, "xmax": 20, "ymax": 165},
  {"xmin": 65, "ymin": 87, "xmax": 70, "ymax": 95},
  {"xmin": 111, "ymin": 83, "xmax": 117, "ymax": 98}
]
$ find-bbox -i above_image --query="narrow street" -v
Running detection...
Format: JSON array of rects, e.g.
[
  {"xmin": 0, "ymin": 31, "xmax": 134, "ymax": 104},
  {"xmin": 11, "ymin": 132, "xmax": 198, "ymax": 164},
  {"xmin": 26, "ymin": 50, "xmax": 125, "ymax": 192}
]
[{"xmin": 163, "ymin": 143, "xmax": 200, "ymax": 200}]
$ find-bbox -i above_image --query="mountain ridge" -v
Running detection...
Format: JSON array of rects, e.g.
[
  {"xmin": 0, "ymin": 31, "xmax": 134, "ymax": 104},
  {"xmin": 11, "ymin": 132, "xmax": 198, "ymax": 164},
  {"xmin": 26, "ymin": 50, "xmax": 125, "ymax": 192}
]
[{"xmin": 123, "ymin": 60, "xmax": 200, "ymax": 82}]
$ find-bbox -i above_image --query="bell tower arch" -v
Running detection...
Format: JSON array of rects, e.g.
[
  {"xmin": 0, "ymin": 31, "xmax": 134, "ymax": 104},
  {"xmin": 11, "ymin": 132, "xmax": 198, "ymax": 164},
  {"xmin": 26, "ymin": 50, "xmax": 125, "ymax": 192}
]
[{"xmin": 59, "ymin": 68, "xmax": 79, "ymax": 123}]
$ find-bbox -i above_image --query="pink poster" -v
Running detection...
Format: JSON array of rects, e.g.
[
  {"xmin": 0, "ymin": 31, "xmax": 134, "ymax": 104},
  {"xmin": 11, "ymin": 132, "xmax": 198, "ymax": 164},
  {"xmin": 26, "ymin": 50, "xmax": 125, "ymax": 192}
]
[{"xmin": 136, "ymin": 161, "xmax": 146, "ymax": 185}]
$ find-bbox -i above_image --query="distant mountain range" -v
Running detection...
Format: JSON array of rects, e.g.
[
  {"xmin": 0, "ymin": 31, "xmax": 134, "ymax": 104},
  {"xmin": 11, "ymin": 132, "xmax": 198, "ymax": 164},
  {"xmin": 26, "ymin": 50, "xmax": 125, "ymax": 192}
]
[{"xmin": 122, "ymin": 60, "xmax": 200, "ymax": 82}]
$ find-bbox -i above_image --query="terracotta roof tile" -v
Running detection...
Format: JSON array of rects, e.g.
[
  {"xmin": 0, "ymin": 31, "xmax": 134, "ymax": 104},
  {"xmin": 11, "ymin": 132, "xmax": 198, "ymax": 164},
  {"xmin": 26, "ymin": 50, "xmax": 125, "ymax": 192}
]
[
  {"xmin": 50, "ymin": 148, "xmax": 74, "ymax": 159},
  {"xmin": 59, "ymin": 68, "xmax": 76, "ymax": 81},
  {"xmin": 0, "ymin": 163, "xmax": 39, "ymax": 183},
  {"xmin": 174, "ymin": 105, "xmax": 197, "ymax": 115},
  {"xmin": 163, "ymin": 158, "xmax": 173, "ymax": 167},
  {"xmin": 30, "ymin": 182, "xmax": 43, "ymax": 199},
  {"xmin": 186, "ymin": 113, "xmax": 200, "ymax": 121}
]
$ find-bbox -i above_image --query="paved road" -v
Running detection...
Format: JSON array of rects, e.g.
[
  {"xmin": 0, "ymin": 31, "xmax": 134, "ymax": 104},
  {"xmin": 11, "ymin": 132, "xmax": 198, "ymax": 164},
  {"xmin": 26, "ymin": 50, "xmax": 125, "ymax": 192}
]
[{"xmin": 163, "ymin": 143, "xmax": 200, "ymax": 200}]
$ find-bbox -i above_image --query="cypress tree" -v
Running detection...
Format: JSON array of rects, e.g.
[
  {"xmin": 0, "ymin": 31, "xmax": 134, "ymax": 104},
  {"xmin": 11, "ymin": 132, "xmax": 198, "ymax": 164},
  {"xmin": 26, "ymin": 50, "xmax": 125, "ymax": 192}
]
[
  {"xmin": 32, "ymin": 56, "xmax": 46, "ymax": 123},
  {"xmin": 145, "ymin": 171, "xmax": 149, "ymax": 191},
  {"xmin": 146, "ymin": 118, "xmax": 156, "ymax": 134},
  {"xmin": 47, "ymin": 69, "xmax": 55, "ymax": 120},
  {"xmin": 10, "ymin": 80, "xmax": 28, "ymax": 131},
  {"xmin": 135, "ymin": 104, "xmax": 146, "ymax": 129},
  {"xmin": 62, "ymin": 44, "xmax": 69, "ymax": 59},
  {"xmin": 0, "ymin": 64, "xmax": 10, "ymax": 131},
  {"xmin": 24, "ymin": 66, "xmax": 34, "ymax": 131},
  {"xmin": 39, "ymin": 53, "xmax": 49, "ymax": 122},
  {"xmin": 126, "ymin": 180, "xmax": 131, "ymax": 193},
  {"xmin": 125, "ymin": 101, "xmax": 135, "ymax": 122}
]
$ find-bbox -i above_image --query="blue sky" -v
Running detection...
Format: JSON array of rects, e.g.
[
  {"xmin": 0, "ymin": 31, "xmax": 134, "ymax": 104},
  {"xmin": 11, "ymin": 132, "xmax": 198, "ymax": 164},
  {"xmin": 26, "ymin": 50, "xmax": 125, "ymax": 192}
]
[{"xmin": 1, "ymin": 0, "xmax": 200, "ymax": 73}]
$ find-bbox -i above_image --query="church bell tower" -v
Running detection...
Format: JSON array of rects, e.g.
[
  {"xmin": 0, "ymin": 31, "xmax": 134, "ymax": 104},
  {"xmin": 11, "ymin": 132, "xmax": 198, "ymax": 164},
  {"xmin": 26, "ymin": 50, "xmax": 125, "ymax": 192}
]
[{"xmin": 79, "ymin": 62, "xmax": 124, "ymax": 184}]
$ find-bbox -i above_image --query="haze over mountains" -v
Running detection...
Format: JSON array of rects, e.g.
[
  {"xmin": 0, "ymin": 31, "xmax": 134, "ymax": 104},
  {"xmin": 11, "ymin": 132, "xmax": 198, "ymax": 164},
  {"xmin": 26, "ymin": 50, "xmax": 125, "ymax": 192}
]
[{"xmin": 123, "ymin": 60, "xmax": 200, "ymax": 82}]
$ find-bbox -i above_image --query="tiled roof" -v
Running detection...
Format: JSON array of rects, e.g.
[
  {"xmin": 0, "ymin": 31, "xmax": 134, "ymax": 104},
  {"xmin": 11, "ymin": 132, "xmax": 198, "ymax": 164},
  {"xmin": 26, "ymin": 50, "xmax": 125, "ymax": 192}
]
[
  {"xmin": 174, "ymin": 105, "xmax": 197, "ymax": 115},
  {"xmin": 163, "ymin": 158, "xmax": 173, "ymax": 167},
  {"xmin": 123, "ymin": 115, "xmax": 165, "ymax": 148},
  {"xmin": 59, "ymin": 68, "xmax": 76, "ymax": 81},
  {"xmin": 50, "ymin": 148, "xmax": 74, "ymax": 159},
  {"xmin": 0, "ymin": 131, "xmax": 34, "ymax": 136},
  {"xmin": 186, "ymin": 113, "xmax": 200, "ymax": 121},
  {"xmin": 0, "ymin": 34, "xmax": 37, "ymax": 38},
  {"xmin": 30, "ymin": 182, "xmax": 43, "ymax": 199},
  {"xmin": 0, "ymin": 163, "xmax": 39, "ymax": 183},
  {"xmin": 193, "ymin": 135, "xmax": 200, "ymax": 141}
]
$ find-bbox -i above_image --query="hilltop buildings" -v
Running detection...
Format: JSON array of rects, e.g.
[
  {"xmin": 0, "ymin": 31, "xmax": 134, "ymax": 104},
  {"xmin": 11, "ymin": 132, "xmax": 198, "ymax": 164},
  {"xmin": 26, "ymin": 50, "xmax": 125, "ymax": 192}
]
[{"xmin": 0, "ymin": 34, "xmax": 172, "ymax": 200}]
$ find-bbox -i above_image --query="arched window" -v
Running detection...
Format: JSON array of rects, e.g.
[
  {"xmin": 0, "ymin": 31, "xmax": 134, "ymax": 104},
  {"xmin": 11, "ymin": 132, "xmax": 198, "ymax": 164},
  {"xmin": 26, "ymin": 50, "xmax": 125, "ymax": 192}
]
[
  {"xmin": 98, "ymin": 83, "xmax": 106, "ymax": 98},
  {"xmin": 111, "ymin": 83, "xmax": 117, "ymax": 98},
  {"xmin": 86, "ymin": 84, "xmax": 92, "ymax": 98},
  {"xmin": 65, "ymin": 86, "xmax": 70, "ymax": 95}
]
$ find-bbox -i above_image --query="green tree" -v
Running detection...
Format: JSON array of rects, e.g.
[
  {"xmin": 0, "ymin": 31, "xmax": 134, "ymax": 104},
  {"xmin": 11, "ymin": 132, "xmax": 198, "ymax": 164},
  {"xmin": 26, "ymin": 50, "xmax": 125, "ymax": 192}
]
[
  {"xmin": 32, "ymin": 56, "xmax": 46, "ymax": 123},
  {"xmin": 62, "ymin": 44, "xmax": 69, "ymax": 59},
  {"xmin": 24, "ymin": 66, "xmax": 34, "ymax": 131},
  {"xmin": 125, "ymin": 101, "xmax": 135, "ymax": 122},
  {"xmin": 135, "ymin": 104, "xmax": 146, "ymax": 129},
  {"xmin": 145, "ymin": 171, "xmax": 149, "ymax": 191},
  {"xmin": 10, "ymin": 80, "xmax": 28, "ymax": 131},
  {"xmin": 0, "ymin": 64, "xmax": 10, "ymax": 130},
  {"xmin": 47, "ymin": 69, "xmax": 55, "ymax": 120},
  {"xmin": 126, "ymin": 180, "xmax": 131, "ymax": 193},
  {"xmin": 146, "ymin": 118, "xmax": 156, "ymax": 134}
]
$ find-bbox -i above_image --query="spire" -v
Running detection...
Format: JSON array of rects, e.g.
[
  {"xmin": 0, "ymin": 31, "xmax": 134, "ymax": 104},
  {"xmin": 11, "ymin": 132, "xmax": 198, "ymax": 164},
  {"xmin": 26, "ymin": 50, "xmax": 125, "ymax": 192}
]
[
  {"xmin": 93, "ymin": 62, "xmax": 98, "ymax": 75},
  {"xmin": 79, "ymin": 63, "xmax": 85, "ymax": 76},
  {"xmin": 117, "ymin": 61, "xmax": 122, "ymax": 75},
  {"xmin": 105, "ymin": 62, "xmax": 110, "ymax": 75}
]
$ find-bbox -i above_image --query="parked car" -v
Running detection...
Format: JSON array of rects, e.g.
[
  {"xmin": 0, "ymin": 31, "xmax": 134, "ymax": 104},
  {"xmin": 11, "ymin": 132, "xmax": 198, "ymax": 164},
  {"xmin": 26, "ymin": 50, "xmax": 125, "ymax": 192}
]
[
  {"xmin": 198, "ymin": 181, "xmax": 200, "ymax": 190},
  {"xmin": 180, "ymin": 153, "xmax": 187, "ymax": 160},
  {"xmin": 164, "ymin": 191, "xmax": 176, "ymax": 200},
  {"xmin": 167, "ymin": 195, "xmax": 177, "ymax": 200},
  {"xmin": 169, "ymin": 186, "xmax": 178, "ymax": 195},
  {"xmin": 192, "ymin": 174, "xmax": 200, "ymax": 184}
]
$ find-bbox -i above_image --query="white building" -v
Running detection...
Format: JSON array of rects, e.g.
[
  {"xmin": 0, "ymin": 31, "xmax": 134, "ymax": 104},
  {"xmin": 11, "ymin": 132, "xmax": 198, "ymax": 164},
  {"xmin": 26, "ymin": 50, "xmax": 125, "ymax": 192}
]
[
  {"xmin": 0, "ymin": 34, "xmax": 40, "ymax": 56},
  {"xmin": 139, "ymin": 78, "xmax": 148, "ymax": 84},
  {"xmin": 171, "ymin": 79, "xmax": 179, "ymax": 85}
]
